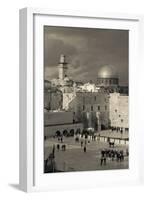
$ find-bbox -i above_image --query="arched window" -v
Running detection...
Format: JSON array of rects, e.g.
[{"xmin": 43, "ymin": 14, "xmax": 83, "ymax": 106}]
[
  {"xmin": 69, "ymin": 129, "xmax": 74, "ymax": 136},
  {"xmin": 56, "ymin": 130, "xmax": 61, "ymax": 137},
  {"xmin": 76, "ymin": 128, "xmax": 81, "ymax": 134},
  {"xmin": 83, "ymin": 105, "xmax": 85, "ymax": 111},
  {"xmin": 63, "ymin": 130, "xmax": 68, "ymax": 136},
  {"xmin": 91, "ymin": 105, "xmax": 93, "ymax": 111}
]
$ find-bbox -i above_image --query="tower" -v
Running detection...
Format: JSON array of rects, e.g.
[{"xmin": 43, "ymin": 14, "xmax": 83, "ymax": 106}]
[{"xmin": 58, "ymin": 54, "xmax": 68, "ymax": 80}]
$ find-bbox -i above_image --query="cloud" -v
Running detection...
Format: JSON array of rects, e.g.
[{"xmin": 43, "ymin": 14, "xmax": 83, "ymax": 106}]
[{"xmin": 44, "ymin": 26, "xmax": 128, "ymax": 85}]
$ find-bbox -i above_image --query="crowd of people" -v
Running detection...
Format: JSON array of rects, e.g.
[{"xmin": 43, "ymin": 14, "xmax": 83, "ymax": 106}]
[{"xmin": 100, "ymin": 148, "xmax": 129, "ymax": 166}]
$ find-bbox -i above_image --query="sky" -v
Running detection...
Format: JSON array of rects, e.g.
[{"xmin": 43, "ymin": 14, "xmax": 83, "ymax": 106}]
[{"xmin": 44, "ymin": 26, "xmax": 128, "ymax": 86}]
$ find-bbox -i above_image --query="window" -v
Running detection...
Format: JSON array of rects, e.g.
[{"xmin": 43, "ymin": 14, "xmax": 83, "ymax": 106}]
[
  {"xmin": 83, "ymin": 105, "xmax": 85, "ymax": 111},
  {"xmin": 121, "ymin": 119, "xmax": 123, "ymax": 123},
  {"xmin": 91, "ymin": 106, "xmax": 93, "ymax": 111},
  {"xmin": 94, "ymin": 96, "xmax": 96, "ymax": 101},
  {"xmin": 98, "ymin": 105, "xmax": 100, "ymax": 111},
  {"xmin": 105, "ymin": 105, "xmax": 107, "ymax": 111},
  {"xmin": 115, "ymin": 109, "xmax": 117, "ymax": 112}
]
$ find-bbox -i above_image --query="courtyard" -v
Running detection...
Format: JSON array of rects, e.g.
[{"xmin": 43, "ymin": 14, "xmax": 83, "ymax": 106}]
[{"xmin": 44, "ymin": 133, "xmax": 129, "ymax": 173}]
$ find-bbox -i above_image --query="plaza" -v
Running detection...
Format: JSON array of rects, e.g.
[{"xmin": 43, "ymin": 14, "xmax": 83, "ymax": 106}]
[{"xmin": 44, "ymin": 131, "xmax": 129, "ymax": 173}]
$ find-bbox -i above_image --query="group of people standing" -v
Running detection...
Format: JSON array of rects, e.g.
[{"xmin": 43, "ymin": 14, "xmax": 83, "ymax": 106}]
[{"xmin": 100, "ymin": 149, "xmax": 128, "ymax": 166}]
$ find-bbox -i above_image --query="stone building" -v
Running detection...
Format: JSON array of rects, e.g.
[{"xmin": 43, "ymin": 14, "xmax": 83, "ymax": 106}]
[
  {"xmin": 109, "ymin": 93, "xmax": 129, "ymax": 131},
  {"xmin": 118, "ymin": 86, "xmax": 129, "ymax": 95},
  {"xmin": 63, "ymin": 91, "xmax": 110, "ymax": 131},
  {"xmin": 97, "ymin": 65, "xmax": 119, "ymax": 90},
  {"xmin": 44, "ymin": 80, "xmax": 62, "ymax": 111},
  {"xmin": 79, "ymin": 82, "xmax": 98, "ymax": 92}
]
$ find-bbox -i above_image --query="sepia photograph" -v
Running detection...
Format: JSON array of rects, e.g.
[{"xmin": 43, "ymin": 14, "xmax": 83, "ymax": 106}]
[{"xmin": 44, "ymin": 26, "xmax": 129, "ymax": 173}]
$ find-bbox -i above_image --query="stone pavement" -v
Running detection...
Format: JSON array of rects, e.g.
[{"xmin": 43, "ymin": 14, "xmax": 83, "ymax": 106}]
[{"xmin": 44, "ymin": 136, "xmax": 129, "ymax": 173}]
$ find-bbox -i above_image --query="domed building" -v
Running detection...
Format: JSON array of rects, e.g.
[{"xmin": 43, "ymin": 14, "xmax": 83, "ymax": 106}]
[{"xmin": 97, "ymin": 65, "xmax": 119, "ymax": 93}]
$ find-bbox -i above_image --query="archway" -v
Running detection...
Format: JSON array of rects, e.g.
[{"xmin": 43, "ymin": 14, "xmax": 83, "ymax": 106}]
[
  {"xmin": 101, "ymin": 124, "xmax": 106, "ymax": 130},
  {"xmin": 63, "ymin": 129, "xmax": 68, "ymax": 136},
  {"xmin": 75, "ymin": 128, "xmax": 81, "ymax": 135},
  {"xmin": 56, "ymin": 130, "xmax": 61, "ymax": 137},
  {"xmin": 69, "ymin": 129, "xmax": 74, "ymax": 136}
]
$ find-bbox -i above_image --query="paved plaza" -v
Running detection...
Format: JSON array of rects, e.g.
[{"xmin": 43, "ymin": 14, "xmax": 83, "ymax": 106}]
[{"xmin": 44, "ymin": 133, "xmax": 129, "ymax": 173}]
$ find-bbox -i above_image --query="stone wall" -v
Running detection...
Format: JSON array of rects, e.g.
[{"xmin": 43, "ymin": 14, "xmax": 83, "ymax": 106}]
[
  {"xmin": 64, "ymin": 92, "xmax": 110, "ymax": 130},
  {"xmin": 44, "ymin": 88, "xmax": 62, "ymax": 111},
  {"xmin": 109, "ymin": 93, "xmax": 129, "ymax": 129},
  {"xmin": 44, "ymin": 123, "xmax": 83, "ymax": 137},
  {"xmin": 44, "ymin": 111, "xmax": 74, "ymax": 126}
]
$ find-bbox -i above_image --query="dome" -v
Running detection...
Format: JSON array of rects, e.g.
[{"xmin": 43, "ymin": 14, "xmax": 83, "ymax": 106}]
[{"xmin": 98, "ymin": 65, "xmax": 118, "ymax": 78}]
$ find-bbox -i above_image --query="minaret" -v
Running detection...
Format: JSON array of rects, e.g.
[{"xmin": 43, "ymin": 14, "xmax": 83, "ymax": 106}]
[
  {"xmin": 58, "ymin": 54, "xmax": 68, "ymax": 80},
  {"xmin": 73, "ymin": 82, "xmax": 77, "ymax": 95}
]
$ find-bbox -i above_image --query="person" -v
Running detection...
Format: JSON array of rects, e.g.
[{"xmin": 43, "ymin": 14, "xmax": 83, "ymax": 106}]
[
  {"xmin": 94, "ymin": 135, "xmax": 96, "ymax": 141},
  {"xmin": 75, "ymin": 137, "xmax": 79, "ymax": 142},
  {"xmin": 116, "ymin": 151, "xmax": 120, "ymax": 162},
  {"xmin": 44, "ymin": 158, "xmax": 48, "ymax": 169},
  {"xmin": 120, "ymin": 150, "xmax": 124, "ymax": 161},
  {"xmin": 108, "ymin": 151, "xmax": 111, "ymax": 159},
  {"xmin": 101, "ymin": 149, "xmax": 105, "ymax": 157},
  {"xmin": 61, "ymin": 136, "xmax": 63, "ymax": 143},
  {"xmin": 52, "ymin": 144, "xmax": 55, "ymax": 155},
  {"xmin": 84, "ymin": 146, "xmax": 86, "ymax": 153},
  {"xmin": 62, "ymin": 144, "xmax": 66, "ymax": 151},
  {"xmin": 100, "ymin": 156, "xmax": 103, "ymax": 166},
  {"xmin": 57, "ymin": 144, "xmax": 60, "ymax": 151},
  {"xmin": 100, "ymin": 153, "xmax": 106, "ymax": 166},
  {"xmin": 97, "ymin": 133, "xmax": 100, "ymax": 142},
  {"xmin": 103, "ymin": 154, "xmax": 107, "ymax": 165},
  {"xmin": 126, "ymin": 149, "xmax": 129, "ymax": 156},
  {"xmin": 81, "ymin": 141, "xmax": 83, "ymax": 147}
]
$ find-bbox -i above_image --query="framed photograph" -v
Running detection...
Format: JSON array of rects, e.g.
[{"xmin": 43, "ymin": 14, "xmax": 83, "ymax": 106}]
[{"xmin": 19, "ymin": 8, "xmax": 144, "ymax": 192}]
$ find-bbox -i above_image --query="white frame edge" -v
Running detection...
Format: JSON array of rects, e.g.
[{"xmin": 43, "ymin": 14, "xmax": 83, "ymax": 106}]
[
  {"xmin": 19, "ymin": 7, "xmax": 144, "ymax": 192},
  {"xmin": 19, "ymin": 8, "xmax": 34, "ymax": 192}
]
